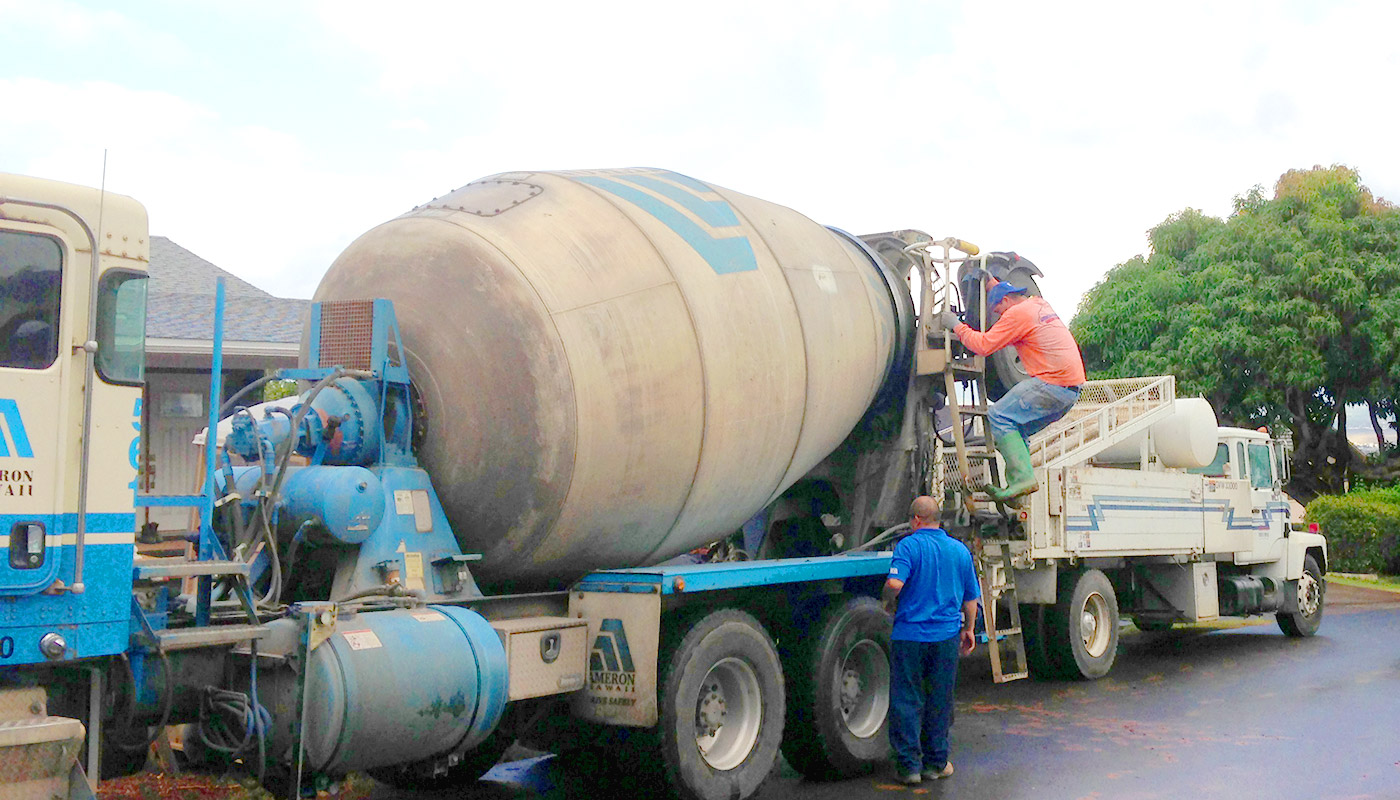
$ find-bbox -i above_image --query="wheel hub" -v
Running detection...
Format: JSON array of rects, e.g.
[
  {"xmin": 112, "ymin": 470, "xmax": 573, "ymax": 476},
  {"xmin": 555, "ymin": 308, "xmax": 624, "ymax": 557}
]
[
  {"xmin": 697, "ymin": 683, "xmax": 727, "ymax": 737},
  {"xmin": 836, "ymin": 639, "xmax": 890, "ymax": 739},
  {"xmin": 1298, "ymin": 570, "xmax": 1321, "ymax": 616},
  {"xmin": 1080, "ymin": 591, "xmax": 1111, "ymax": 658},
  {"xmin": 693, "ymin": 657, "xmax": 762, "ymax": 771}
]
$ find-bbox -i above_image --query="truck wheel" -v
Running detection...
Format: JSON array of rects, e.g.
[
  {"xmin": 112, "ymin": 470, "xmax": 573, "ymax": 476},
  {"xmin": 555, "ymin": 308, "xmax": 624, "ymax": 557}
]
[
  {"xmin": 781, "ymin": 596, "xmax": 890, "ymax": 779},
  {"xmin": 658, "ymin": 609, "xmax": 784, "ymax": 800},
  {"xmin": 1019, "ymin": 603, "xmax": 1055, "ymax": 679},
  {"xmin": 1277, "ymin": 554, "xmax": 1324, "ymax": 637},
  {"xmin": 1045, "ymin": 569, "xmax": 1119, "ymax": 680}
]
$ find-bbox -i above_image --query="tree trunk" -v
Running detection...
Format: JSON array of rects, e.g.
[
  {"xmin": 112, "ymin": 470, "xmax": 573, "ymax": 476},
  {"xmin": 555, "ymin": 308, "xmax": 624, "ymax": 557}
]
[{"xmin": 1370, "ymin": 402, "xmax": 1388, "ymax": 451}]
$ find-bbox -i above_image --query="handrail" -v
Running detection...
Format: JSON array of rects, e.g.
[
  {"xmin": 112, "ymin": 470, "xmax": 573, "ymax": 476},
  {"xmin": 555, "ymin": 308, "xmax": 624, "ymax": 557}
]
[{"xmin": 1029, "ymin": 375, "xmax": 1177, "ymax": 469}]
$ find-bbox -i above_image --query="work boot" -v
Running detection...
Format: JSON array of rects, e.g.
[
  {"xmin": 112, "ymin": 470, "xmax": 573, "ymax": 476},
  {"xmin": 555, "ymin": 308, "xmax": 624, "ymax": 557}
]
[{"xmin": 986, "ymin": 432, "xmax": 1038, "ymax": 502}]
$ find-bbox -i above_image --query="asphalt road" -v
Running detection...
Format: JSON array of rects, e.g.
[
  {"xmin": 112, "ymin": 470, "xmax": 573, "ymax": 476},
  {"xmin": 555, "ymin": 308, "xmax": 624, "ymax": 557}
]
[{"xmin": 374, "ymin": 583, "xmax": 1400, "ymax": 800}]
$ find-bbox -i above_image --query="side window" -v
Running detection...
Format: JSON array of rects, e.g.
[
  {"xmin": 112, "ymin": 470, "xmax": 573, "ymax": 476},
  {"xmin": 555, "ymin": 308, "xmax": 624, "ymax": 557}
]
[
  {"xmin": 0, "ymin": 231, "xmax": 62, "ymax": 370},
  {"xmin": 1247, "ymin": 443, "xmax": 1274, "ymax": 489},
  {"xmin": 1236, "ymin": 442, "xmax": 1247, "ymax": 482},
  {"xmin": 94, "ymin": 270, "xmax": 148, "ymax": 385},
  {"xmin": 1187, "ymin": 443, "xmax": 1231, "ymax": 477}
]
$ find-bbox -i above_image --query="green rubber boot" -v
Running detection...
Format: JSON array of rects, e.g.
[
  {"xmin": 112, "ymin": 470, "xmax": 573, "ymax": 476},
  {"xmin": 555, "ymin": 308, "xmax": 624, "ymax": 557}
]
[{"xmin": 986, "ymin": 432, "xmax": 1038, "ymax": 502}]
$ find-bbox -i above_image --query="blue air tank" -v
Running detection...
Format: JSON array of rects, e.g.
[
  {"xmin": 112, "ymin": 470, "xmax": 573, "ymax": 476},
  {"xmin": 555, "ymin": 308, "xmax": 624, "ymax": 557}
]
[{"xmin": 312, "ymin": 169, "xmax": 910, "ymax": 586}]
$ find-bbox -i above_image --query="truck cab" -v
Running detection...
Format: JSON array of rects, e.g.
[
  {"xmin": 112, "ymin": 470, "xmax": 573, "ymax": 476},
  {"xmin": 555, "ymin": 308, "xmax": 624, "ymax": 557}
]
[{"xmin": 1, "ymin": 173, "xmax": 149, "ymax": 664}]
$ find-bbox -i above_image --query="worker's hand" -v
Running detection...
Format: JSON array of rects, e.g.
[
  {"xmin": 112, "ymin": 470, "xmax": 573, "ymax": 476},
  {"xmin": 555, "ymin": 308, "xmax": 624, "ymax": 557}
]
[
  {"xmin": 935, "ymin": 310, "xmax": 961, "ymax": 331},
  {"xmin": 959, "ymin": 629, "xmax": 975, "ymax": 655}
]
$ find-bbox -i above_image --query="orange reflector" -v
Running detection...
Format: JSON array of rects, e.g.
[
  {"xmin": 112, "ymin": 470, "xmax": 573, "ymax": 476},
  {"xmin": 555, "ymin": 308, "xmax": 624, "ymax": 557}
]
[{"xmin": 674, "ymin": 577, "xmax": 686, "ymax": 592}]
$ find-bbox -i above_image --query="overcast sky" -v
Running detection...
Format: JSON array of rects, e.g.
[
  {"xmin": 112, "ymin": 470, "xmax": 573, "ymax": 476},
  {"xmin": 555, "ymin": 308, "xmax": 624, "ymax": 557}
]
[{"xmin": 3, "ymin": 0, "xmax": 1397, "ymax": 320}]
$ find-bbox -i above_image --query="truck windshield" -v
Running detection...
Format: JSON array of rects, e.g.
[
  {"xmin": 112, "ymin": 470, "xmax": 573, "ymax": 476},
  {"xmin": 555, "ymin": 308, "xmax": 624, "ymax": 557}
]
[
  {"xmin": 0, "ymin": 231, "xmax": 62, "ymax": 370},
  {"xmin": 1247, "ymin": 443, "xmax": 1274, "ymax": 490},
  {"xmin": 95, "ymin": 269, "xmax": 147, "ymax": 385}
]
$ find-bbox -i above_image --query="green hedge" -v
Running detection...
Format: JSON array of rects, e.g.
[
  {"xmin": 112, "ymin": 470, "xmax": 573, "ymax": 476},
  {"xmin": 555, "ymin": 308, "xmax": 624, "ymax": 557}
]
[{"xmin": 1305, "ymin": 487, "xmax": 1400, "ymax": 574}]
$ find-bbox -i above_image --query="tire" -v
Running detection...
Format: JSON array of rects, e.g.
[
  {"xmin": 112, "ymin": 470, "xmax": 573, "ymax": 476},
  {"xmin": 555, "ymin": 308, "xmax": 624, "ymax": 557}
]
[
  {"xmin": 1019, "ymin": 603, "xmax": 1055, "ymax": 680},
  {"xmin": 658, "ymin": 609, "xmax": 784, "ymax": 800},
  {"xmin": 1277, "ymin": 554, "xmax": 1325, "ymax": 637},
  {"xmin": 781, "ymin": 596, "xmax": 891, "ymax": 779},
  {"xmin": 367, "ymin": 724, "xmax": 513, "ymax": 790},
  {"xmin": 1043, "ymin": 569, "xmax": 1119, "ymax": 680}
]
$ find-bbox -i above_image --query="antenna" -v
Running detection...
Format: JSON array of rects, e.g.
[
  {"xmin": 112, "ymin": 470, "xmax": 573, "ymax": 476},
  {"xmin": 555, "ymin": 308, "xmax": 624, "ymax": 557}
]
[{"xmin": 96, "ymin": 149, "xmax": 108, "ymax": 252}]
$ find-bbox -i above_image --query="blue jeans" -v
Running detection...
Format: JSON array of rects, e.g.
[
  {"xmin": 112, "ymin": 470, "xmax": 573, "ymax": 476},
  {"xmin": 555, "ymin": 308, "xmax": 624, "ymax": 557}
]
[
  {"xmin": 988, "ymin": 377, "xmax": 1080, "ymax": 439},
  {"xmin": 888, "ymin": 636, "xmax": 961, "ymax": 775}
]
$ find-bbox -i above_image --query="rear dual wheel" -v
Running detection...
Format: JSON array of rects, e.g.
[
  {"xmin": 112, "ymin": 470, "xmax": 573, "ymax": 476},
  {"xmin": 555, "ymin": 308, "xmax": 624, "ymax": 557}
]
[
  {"xmin": 658, "ymin": 609, "xmax": 784, "ymax": 800},
  {"xmin": 782, "ymin": 597, "xmax": 891, "ymax": 779}
]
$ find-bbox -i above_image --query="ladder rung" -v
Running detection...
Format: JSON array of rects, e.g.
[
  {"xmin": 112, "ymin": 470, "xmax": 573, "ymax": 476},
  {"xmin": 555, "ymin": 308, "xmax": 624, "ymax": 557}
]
[
  {"xmin": 994, "ymin": 627, "xmax": 1022, "ymax": 637},
  {"xmin": 135, "ymin": 560, "xmax": 249, "ymax": 580},
  {"xmin": 994, "ymin": 671, "xmax": 1030, "ymax": 683},
  {"xmin": 955, "ymin": 406, "xmax": 990, "ymax": 416},
  {"xmin": 150, "ymin": 624, "xmax": 270, "ymax": 651}
]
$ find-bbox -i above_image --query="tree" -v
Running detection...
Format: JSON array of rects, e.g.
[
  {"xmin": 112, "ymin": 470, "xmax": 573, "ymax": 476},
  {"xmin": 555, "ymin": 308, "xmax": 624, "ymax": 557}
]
[{"xmin": 1072, "ymin": 166, "xmax": 1400, "ymax": 502}]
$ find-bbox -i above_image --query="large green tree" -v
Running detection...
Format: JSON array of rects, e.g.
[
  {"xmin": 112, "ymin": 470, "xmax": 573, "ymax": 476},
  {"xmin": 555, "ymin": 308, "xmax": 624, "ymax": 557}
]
[{"xmin": 1072, "ymin": 166, "xmax": 1400, "ymax": 502}]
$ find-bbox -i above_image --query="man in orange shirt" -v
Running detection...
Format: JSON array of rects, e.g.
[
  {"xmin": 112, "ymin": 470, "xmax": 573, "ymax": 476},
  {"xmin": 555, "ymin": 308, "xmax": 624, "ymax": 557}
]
[{"xmin": 935, "ymin": 280, "xmax": 1086, "ymax": 501}]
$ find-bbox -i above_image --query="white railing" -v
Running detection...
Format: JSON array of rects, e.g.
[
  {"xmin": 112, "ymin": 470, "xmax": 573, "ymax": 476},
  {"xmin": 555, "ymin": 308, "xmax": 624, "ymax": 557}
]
[{"xmin": 1029, "ymin": 375, "xmax": 1177, "ymax": 469}]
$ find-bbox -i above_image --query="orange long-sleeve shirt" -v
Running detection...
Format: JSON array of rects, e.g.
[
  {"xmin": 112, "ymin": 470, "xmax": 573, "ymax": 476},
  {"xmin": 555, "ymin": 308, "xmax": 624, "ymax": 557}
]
[{"xmin": 953, "ymin": 296, "xmax": 1086, "ymax": 387}]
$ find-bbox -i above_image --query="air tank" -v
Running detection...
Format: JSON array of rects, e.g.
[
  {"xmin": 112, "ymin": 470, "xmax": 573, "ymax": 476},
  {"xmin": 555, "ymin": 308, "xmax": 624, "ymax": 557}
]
[
  {"xmin": 313, "ymin": 169, "xmax": 909, "ymax": 586},
  {"xmin": 1093, "ymin": 397, "xmax": 1220, "ymax": 469}
]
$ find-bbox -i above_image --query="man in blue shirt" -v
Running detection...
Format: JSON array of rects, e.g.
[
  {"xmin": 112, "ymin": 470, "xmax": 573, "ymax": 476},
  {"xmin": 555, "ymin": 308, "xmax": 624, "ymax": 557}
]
[{"xmin": 882, "ymin": 495, "xmax": 980, "ymax": 784}]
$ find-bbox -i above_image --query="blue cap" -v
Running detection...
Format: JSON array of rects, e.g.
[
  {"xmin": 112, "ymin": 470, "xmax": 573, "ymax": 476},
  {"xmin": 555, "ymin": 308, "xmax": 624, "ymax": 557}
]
[{"xmin": 986, "ymin": 281, "xmax": 1028, "ymax": 307}]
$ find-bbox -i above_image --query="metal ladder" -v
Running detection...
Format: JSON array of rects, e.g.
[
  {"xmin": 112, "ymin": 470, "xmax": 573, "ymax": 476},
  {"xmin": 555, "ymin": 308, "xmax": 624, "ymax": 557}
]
[
  {"xmin": 907, "ymin": 237, "xmax": 1029, "ymax": 683},
  {"xmin": 976, "ymin": 542, "xmax": 1029, "ymax": 683}
]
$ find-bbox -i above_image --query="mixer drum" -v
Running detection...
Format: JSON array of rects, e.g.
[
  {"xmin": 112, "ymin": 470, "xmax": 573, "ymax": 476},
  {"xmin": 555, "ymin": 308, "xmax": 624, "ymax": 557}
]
[{"xmin": 314, "ymin": 169, "xmax": 905, "ymax": 585}]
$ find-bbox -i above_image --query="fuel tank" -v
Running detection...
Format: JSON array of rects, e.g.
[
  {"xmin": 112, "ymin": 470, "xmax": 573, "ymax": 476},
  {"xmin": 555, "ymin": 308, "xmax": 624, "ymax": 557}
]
[{"xmin": 313, "ymin": 169, "xmax": 909, "ymax": 585}]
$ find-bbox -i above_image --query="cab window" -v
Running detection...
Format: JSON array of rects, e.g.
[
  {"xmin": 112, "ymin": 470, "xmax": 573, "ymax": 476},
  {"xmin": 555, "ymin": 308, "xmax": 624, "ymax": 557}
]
[
  {"xmin": 0, "ymin": 231, "xmax": 62, "ymax": 370},
  {"xmin": 1188, "ymin": 443, "xmax": 1230, "ymax": 477},
  {"xmin": 95, "ymin": 270, "xmax": 147, "ymax": 385},
  {"xmin": 1247, "ymin": 443, "xmax": 1274, "ymax": 490}
]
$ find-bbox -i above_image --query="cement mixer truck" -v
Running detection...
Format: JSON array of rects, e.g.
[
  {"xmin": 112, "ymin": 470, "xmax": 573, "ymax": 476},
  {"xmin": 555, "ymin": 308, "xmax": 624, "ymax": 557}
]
[{"xmin": 0, "ymin": 168, "xmax": 1325, "ymax": 800}]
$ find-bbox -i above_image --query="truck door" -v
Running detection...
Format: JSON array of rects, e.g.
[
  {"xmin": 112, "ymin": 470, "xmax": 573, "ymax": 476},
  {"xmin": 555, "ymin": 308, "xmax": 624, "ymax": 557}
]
[{"xmin": 0, "ymin": 229, "xmax": 67, "ymax": 596}]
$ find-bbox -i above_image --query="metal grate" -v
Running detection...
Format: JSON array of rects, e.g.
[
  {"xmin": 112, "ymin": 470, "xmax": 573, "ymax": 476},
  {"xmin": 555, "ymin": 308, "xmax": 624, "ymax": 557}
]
[{"xmin": 317, "ymin": 300, "xmax": 376, "ymax": 370}]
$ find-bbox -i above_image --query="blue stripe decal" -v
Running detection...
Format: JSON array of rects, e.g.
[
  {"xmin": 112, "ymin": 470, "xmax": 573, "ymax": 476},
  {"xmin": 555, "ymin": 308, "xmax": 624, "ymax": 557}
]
[
  {"xmin": 0, "ymin": 398, "xmax": 35, "ymax": 457},
  {"xmin": 1066, "ymin": 497, "xmax": 1291, "ymax": 533},
  {"xmin": 577, "ymin": 175, "xmax": 758, "ymax": 275},
  {"xmin": 617, "ymin": 175, "xmax": 740, "ymax": 228},
  {"xmin": 0, "ymin": 512, "xmax": 136, "ymax": 534}
]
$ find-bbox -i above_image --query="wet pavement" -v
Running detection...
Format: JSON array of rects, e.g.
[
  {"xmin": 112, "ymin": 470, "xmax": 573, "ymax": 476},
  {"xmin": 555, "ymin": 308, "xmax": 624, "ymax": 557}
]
[{"xmin": 373, "ymin": 583, "xmax": 1400, "ymax": 800}]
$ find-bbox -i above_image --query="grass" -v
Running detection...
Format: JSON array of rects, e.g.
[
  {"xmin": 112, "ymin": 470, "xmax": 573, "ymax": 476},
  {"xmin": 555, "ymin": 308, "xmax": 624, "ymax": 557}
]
[{"xmin": 1327, "ymin": 573, "xmax": 1400, "ymax": 593}]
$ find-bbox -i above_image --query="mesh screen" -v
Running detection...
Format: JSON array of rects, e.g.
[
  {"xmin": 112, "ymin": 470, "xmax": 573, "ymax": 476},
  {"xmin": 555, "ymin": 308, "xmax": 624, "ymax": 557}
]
[{"xmin": 317, "ymin": 300, "xmax": 375, "ymax": 371}]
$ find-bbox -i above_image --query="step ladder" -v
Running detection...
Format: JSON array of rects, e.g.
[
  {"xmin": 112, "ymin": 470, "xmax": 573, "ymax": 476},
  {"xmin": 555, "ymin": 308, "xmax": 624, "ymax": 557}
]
[
  {"xmin": 906, "ymin": 237, "xmax": 1028, "ymax": 682},
  {"xmin": 976, "ymin": 541, "xmax": 1029, "ymax": 683},
  {"xmin": 906, "ymin": 237, "xmax": 1001, "ymax": 508}
]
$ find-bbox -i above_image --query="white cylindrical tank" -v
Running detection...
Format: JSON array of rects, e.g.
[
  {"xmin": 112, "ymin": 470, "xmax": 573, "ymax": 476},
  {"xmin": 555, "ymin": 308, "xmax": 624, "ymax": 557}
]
[
  {"xmin": 312, "ymin": 169, "xmax": 907, "ymax": 585},
  {"xmin": 1094, "ymin": 397, "xmax": 1219, "ymax": 469}
]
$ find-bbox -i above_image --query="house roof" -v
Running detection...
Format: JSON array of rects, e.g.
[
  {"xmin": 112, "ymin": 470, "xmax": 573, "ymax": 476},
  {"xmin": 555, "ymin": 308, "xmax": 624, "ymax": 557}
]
[{"xmin": 146, "ymin": 236, "xmax": 308, "ymax": 344}]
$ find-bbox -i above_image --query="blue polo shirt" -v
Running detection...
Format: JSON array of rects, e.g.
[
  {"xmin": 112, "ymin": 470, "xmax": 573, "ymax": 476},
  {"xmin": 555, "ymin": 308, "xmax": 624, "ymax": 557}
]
[{"xmin": 889, "ymin": 526, "xmax": 981, "ymax": 642}]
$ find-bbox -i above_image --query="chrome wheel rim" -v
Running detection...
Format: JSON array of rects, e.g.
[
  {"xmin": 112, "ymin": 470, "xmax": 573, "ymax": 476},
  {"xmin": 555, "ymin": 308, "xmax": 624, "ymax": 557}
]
[
  {"xmin": 838, "ymin": 639, "xmax": 890, "ymax": 738},
  {"xmin": 1080, "ymin": 591, "xmax": 1112, "ymax": 658},
  {"xmin": 1298, "ymin": 570, "xmax": 1321, "ymax": 617},
  {"xmin": 695, "ymin": 657, "xmax": 762, "ymax": 770}
]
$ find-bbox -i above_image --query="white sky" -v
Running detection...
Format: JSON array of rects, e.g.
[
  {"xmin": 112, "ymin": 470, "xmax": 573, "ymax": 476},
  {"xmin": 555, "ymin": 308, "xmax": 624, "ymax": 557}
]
[{"xmin": 2, "ymin": 0, "xmax": 1397, "ymax": 320}]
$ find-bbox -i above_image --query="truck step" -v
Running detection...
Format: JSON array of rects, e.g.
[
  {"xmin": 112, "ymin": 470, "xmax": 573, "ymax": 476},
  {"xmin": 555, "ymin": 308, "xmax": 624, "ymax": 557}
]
[
  {"xmin": 151, "ymin": 624, "xmax": 269, "ymax": 651},
  {"xmin": 135, "ymin": 559, "xmax": 249, "ymax": 580}
]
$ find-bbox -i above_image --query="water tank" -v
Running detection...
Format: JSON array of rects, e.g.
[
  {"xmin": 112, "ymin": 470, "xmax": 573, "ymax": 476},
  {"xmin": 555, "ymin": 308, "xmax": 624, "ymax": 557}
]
[
  {"xmin": 1094, "ymin": 397, "xmax": 1219, "ymax": 469},
  {"xmin": 313, "ymin": 169, "xmax": 908, "ymax": 585}
]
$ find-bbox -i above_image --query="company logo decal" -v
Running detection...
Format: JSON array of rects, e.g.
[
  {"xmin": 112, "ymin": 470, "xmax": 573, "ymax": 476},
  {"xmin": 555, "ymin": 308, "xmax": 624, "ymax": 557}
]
[
  {"xmin": 588, "ymin": 618, "xmax": 637, "ymax": 707},
  {"xmin": 0, "ymin": 399, "xmax": 34, "ymax": 459},
  {"xmin": 576, "ymin": 170, "xmax": 759, "ymax": 275}
]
